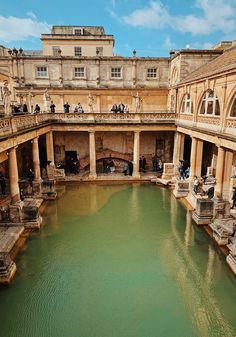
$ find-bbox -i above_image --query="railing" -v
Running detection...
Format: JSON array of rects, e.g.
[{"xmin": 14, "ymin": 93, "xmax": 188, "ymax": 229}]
[{"xmin": 0, "ymin": 112, "xmax": 176, "ymax": 138}]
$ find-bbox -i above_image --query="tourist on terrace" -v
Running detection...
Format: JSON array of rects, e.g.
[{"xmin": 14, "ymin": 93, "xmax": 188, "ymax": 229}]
[
  {"xmin": 178, "ymin": 160, "xmax": 184, "ymax": 180},
  {"xmin": 63, "ymin": 102, "xmax": 70, "ymax": 113},
  {"xmin": 50, "ymin": 101, "xmax": 56, "ymax": 113},
  {"xmin": 152, "ymin": 154, "xmax": 158, "ymax": 171},
  {"xmin": 157, "ymin": 159, "xmax": 163, "ymax": 173},
  {"xmin": 118, "ymin": 103, "xmax": 125, "ymax": 113},
  {"xmin": 141, "ymin": 156, "xmax": 147, "ymax": 172},
  {"xmin": 74, "ymin": 103, "xmax": 84, "ymax": 113},
  {"xmin": 34, "ymin": 104, "xmax": 40, "ymax": 114},
  {"xmin": 111, "ymin": 104, "xmax": 118, "ymax": 113},
  {"xmin": 124, "ymin": 105, "xmax": 129, "ymax": 113},
  {"xmin": 23, "ymin": 104, "xmax": 28, "ymax": 113},
  {"xmin": 184, "ymin": 166, "xmax": 190, "ymax": 179}
]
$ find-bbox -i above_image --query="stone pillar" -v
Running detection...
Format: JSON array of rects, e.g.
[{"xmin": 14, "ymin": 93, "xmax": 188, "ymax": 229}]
[
  {"xmin": 222, "ymin": 150, "xmax": 233, "ymax": 201},
  {"xmin": 215, "ymin": 146, "xmax": 225, "ymax": 199},
  {"xmin": 195, "ymin": 139, "xmax": 203, "ymax": 177},
  {"xmin": 32, "ymin": 138, "xmax": 41, "ymax": 181},
  {"xmin": 46, "ymin": 131, "xmax": 55, "ymax": 164},
  {"xmin": 133, "ymin": 131, "xmax": 140, "ymax": 178},
  {"xmin": 32, "ymin": 137, "xmax": 42, "ymax": 194},
  {"xmin": 89, "ymin": 131, "xmax": 97, "ymax": 179},
  {"xmin": 96, "ymin": 95, "xmax": 101, "ymax": 113},
  {"xmin": 8, "ymin": 147, "xmax": 20, "ymax": 203},
  {"xmin": 189, "ymin": 137, "xmax": 198, "ymax": 180},
  {"xmin": 173, "ymin": 132, "xmax": 184, "ymax": 173}
]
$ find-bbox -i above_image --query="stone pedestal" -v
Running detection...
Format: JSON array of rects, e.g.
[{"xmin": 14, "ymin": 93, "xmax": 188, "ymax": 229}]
[
  {"xmin": 162, "ymin": 163, "xmax": 175, "ymax": 180},
  {"xmin": 54, "ymin": 168, "xmax": 65, "ymax": 180},
  {"xmin": 32, "ymin": 180, "xmax": 42, "ymax": 195},
  {"xmin": 9, "ymin": 199, "xmax": 43, "ymax": 228},
  {"xmin": 213, "ymin": 199, "xmax": 231, "ymax": 219},
  {"xmin": 210, "ymin": 218, "xmax": 236, "ymax": 245},
  {"xmin": 173, "ymin": 179, "xmax": 189, "ymax": 198},
  {"xmin": 9, "ymin": 201, "xmax": 24, "ymax": 223},
  {"xmin": 0, "ymin": 253, "xmax": 16, "ymax": 285},
  {"xmin": 41, "ymin": 179, "xmax": 57, "ymax": 200},
  {"xmin": 192, "ymin": 198, "xmax": 214, "ymax": 225}
]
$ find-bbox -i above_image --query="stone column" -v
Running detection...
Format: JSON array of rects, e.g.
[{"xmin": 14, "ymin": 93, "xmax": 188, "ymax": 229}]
[
  {"xmin": 133, "ymin": 131, "xmax": 140, "ymax": 178},
  {"xmin": 222, "ymin": 150, "xmax": 233, "ymax": 200},
  {"xmin": 32, "ymin": 137, "xmax": 41, "ymax": 181},
  {"xmin": 173, "ymin": 132, "xmax": 184, "ymax": 172},
  {"xmin": 96, "ymin": 95, "xmax": 101, "ymax": 113},
  {"xmin": 46, "ymin": 131, "xmax": 55, "ymax": 164},
  {"xmin": 89, "ymin": 131, "xmax": 97, "ymax": 179},
  {"xmin": 215, "ymin": 146, "xmax": 225, "ymax": 199},
  {"xmin": 8, "ymin": 147, "xmax": 20, "ymax": 203},
  {"xmin": 189, "ymin": 137, "xmax": 198, "ymax": 180},
  {"xmin": 195, "ymin": 139, "xmax": 203, "ymax": 177}
]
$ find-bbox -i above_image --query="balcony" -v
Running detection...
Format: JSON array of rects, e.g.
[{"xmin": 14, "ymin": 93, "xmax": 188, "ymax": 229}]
[{"xmin": 0, "ymin": 112, "xmax": 176, "ymax": 139}]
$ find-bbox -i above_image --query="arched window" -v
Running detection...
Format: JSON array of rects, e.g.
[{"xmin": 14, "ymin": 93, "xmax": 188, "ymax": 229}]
[
  {"xmin": 181, "ymin": 94, "xmax": 193, "ymax": 114},
  {"xmin": 199, "ymin": 90, "xmax": 220, "ymax": 115},
  {"xmin": 229, "ymin": 96, "xmax": 236, "ymax": 117}
]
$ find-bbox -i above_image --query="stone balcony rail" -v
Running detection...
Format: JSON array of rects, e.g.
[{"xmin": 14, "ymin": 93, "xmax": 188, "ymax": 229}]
[
  {"xmin": 0, "ymin": 112, "xmax": 176, "ymax": 139},
  {"xmin": 177, "ymin": 113, "xmax": 222, "ymax": 134}
]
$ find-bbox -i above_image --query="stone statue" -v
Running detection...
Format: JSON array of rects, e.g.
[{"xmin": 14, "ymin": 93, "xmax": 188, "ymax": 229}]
[
  {"xmin": 134, "ymin": 92, "xmax": 142, "ymax": 112},
  {"xmin": 88, "ymin": 93, "xmax": 94, "ymax": 113},
  {"xmin": 28, "ymin": 89, "xmax": 34, "ymax": 113},
  {"xmin": 2, "ymin": 80, "xmax": 11, "ymax": 116},
  {"xmin": 43, "ymin": 88, "xmax": 51, "ymax": 112}
]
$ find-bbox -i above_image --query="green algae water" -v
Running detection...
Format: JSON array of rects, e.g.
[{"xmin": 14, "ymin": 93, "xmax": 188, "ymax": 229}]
[{"xmin": 0, "ymin": 183, "xmax": 236, "ymax": 337}]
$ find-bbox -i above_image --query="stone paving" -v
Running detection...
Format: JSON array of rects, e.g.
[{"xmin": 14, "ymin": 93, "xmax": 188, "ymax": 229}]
[{"xmin": 0, "ymin": 226, "xmax": 24, "ymax": 254}]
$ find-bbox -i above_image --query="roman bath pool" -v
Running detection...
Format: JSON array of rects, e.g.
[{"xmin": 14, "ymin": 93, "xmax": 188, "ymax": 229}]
[{"xmin": 0, "ymin": 183, "xmax": 236, "ymax": 337}]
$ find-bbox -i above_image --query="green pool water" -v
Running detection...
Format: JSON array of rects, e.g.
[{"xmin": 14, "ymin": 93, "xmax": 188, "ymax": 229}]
[{"xmin": 0, "ymin": 183, "xmax": 236, "ymax": 337}]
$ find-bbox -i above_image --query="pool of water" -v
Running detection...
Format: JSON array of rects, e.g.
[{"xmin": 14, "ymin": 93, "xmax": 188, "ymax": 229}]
[{"xmin": 0, "ymin": 183, "xmax": 236, "ymax": 337}]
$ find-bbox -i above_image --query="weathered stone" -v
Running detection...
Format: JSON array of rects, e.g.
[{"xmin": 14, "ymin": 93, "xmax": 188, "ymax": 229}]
[
  {"xmin": 162, "ymin": 163, "xmax": 175, "ymax": 180},
  {"xmin": 192, "ymin": 198, "xmax": 214, "ymax": 225},
  {"xmin": 210, "ymin": 218, "xmax": 236, "ymax": 245},
  {"xmin": 41, "ymin": 179, "xmax": 57, "ymax": 200},
  {"xmin": 173, "ymin": 179, "xmax": 189, "ymax": 198}
]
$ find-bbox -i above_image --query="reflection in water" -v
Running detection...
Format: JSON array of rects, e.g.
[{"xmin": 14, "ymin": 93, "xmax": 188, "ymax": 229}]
[
  {"xmin": 0, "ymin": 184, "xmax": 235, "ymax": 337},
  {"xmin": 166, "ymin": 193, "xmax": 235, "ymax": 337}
]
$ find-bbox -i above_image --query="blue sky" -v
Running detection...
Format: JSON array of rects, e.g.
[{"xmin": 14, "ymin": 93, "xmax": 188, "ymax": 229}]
[{"xmin": 0, "ymin": 0, "xmax": 236, "ymax": 56}]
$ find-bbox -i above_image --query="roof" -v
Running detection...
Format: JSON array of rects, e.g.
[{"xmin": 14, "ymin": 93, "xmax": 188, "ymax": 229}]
[{"xmin": 179, "ymin": 45, "xmax": 236, "ymax": 84}]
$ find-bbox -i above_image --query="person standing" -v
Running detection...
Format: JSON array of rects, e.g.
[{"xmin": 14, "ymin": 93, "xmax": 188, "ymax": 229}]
[
  {"xmin": 193, "ymin": 176, "xmax": 199, "ymax": 194},
  {"xmin": 34, "ymin": 104, "xmax": 40, "ymax": 114},
  {"xmin": 231, "ymin": 187, "xmax": 236, "ymax": 209},
  {"xmin": 23, "ymin": 104, "xmax": 28, "ymax": 113},
  {"xmin": 142, "ymin": 156, "xmax": 146, "ymax": 172},
  {"xmin": 64, "ymin": 102, "xmax": 70, "ymax": 113},
  {"xmin": 50, "ymin": 101, "xmax": 56, "ymax": 113},
  {"xmin": 0, "ymin": 172, "xmax": 6, "ymax": 196}
]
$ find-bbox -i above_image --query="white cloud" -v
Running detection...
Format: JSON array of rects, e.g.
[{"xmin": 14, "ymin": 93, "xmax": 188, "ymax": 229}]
[
  {"xmin": 163, "ymin": 36, "xmax": 176, "ymax": 50},
  {"xmin": 0, "ymin": 13, "xmax": 51, "ymax": 42},
  {"xmin": 121, "ymin": 0, "xmax": 236, "ymax": 36}
]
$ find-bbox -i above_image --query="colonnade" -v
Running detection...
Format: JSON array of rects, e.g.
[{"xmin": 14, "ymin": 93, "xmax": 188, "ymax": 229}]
[
  {"xmin": 7, "ymin": 131, "xmax": 54, "ymax": 204},
  {"xmin": 173, "ymin": 131, "xmax": 234, "ymax": 201}
]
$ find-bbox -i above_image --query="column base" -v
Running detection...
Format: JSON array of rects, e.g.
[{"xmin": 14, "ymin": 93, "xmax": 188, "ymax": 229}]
[
  {"xmin": 0, "ymin": 254, "xmax": 16, "ymax": 285},
  {"xmin": 41, "ymin": 179, "xmax": 57, "ymax": 200},
  {"xmin": 192, "ymin": 198, "xmax": 214, "ymax": 225},
  {"xmin": 132, "ymin": 174, "xmax": 140, "ymax": 179},
  {"xmin": 32, "ymin": 180, "xmax": 42, "ymax": 195},
  {"xmin": 209, "ymin": 218, "xmax": 236, "ymax": 245},
  {"xmin": 172, "ymin": 180, "xmax": 189, "ymax": 199},
  {"xmin": 88, "ymin": 174, "xmax": 97, "ymax": 180}
]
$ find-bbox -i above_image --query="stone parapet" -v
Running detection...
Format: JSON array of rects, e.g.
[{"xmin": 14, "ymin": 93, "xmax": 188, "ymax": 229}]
[
  {"xmin": 192, "ymin": 198, "xmax": 214, "ymax": 225},
  {"xmin": 173, "ymin": 179, "xmax": 189, "ymax": 198}
]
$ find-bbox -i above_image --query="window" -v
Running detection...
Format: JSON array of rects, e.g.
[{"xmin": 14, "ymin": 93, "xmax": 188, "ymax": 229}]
[
  {"xmin": 181, "ymin": 94, "xmax": 193, "ymax": 114},
  {"xmin": 52, "ymin": 46, "xmax": 61, "ymax": 56},
  {"xmin": 74, "ymin": 28, "xmax": 83, "ymax": 35},
  {"xmin": 74, "ymin": 47, "xmax": 82, "ymax": 56},
  {"xmin": 36, "ymin": 66, "xmax": 48, "ymax": 77},
  {"xmin": 111, "ymin": 67, "xmax": 122, "ymax": 78},
  {"xmin": 200, "ymin": 90, "xmax": 220, "ymax": 116},
  {"xmin": 229, "ymin": 96, "xmax": 236, "ymax": 117},
  {"xmin": 74, "ymin": 67, "xmax": 85, "ymax": 78},
  {"xmin": 96, "ymin": 47, "xmax": 103, "ymax": 56},
  {"xmin": 147, "ymin": 68, "xmax": 157, "ymax": 78}
]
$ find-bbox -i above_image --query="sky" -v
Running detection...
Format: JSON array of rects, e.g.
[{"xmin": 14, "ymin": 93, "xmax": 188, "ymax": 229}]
[{"xmin": 0, "ymin": 0, "xmax": 236, "ymax": 57}]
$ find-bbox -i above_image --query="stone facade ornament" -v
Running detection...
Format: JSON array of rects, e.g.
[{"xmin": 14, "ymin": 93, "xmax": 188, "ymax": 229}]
[
  {"xmin": 2, "ymin": 80, "xmax": 11, "ymax": 116},
  {"xmin": 88, "ymin": 93, "xmax": 94, "ymax": 113},
  {"xmin": 134, "ymin": 92, "xmax": 142, "ymax": 112},
  {"xmin": 43, "ymin": 88, "xmax": 51, "ymax": 113}
]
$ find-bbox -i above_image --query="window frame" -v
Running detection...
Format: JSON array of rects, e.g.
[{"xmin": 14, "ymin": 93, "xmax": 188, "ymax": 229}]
[
  {"xmin": 147, "ymin": 68, "xmax": 157, "ymax": 79},
  {"xmin": 199, "ymin": 90, "xmax": 220, "ymax": 116},
  {"xmin": 35, "ymin": 66, "xmax": 48, "ymax": 78},
  {"xmin": 229, "ymin": 96, "xmax": 236, "ymax": 118},
  {"xmin": 74, "ymin": 46, "xmax": 82, "ymax": 57},
  {"xmin": 74, "ymin": 28, "xmax": 83, "ymax": 36},
  {"xmin": 181, "ymin": 93, "xmax": 193, "ymax": 114},
  {"xmin": 110, "ymin": 67, "xmax": 122, "ymax": 79},
  {"xmin": 74, "ymin": 66, "xmax": 86, "ymax": 79}
]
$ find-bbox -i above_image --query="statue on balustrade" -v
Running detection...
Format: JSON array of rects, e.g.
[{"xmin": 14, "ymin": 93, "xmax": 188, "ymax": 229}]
[
  {"xmin": 43, "ymin": 88, "xmax": 51, "ymax": 113},
  {"xmin": 88, "ymin": 93, "xmax": 94, "ymax": 113},
  {"xmin": 133, "ymin": 92, "xmax": 142, "ymax": 113},
  {"xmin": 2, "ymin": 80, "xmax": 11, "ymax": 116}
]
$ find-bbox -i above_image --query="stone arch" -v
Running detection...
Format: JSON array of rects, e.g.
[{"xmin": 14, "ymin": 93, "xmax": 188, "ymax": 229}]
[{"xmin": 179, "ymin": 92, "xmax": 193, "ymax": 114}]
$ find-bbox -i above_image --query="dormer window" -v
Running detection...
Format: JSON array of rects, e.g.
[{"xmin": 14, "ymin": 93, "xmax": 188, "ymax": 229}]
[{"xmin": 74, "ymin": 28, "xmax": 83, "ymax": 36}]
